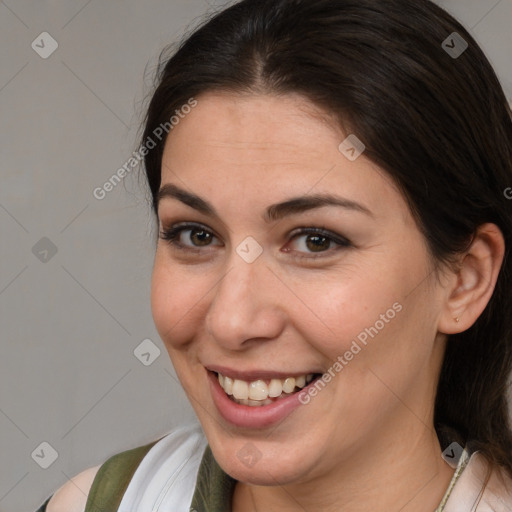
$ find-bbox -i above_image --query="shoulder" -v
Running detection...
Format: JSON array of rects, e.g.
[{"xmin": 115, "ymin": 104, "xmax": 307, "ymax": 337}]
[
  {"xmin": 45, "ymin": 465, "xmax": 101, "ymax": 512},
  {"xmin": 446, "ymin": 451, "xmax": 512, "ymax": 511},
  {"xmin": 41, "ymin": 424, "xmax": 206, "ymax": 512},
  {"xmin": 482, "ymin": 458, "xmax": 512, "ymax": 510}
]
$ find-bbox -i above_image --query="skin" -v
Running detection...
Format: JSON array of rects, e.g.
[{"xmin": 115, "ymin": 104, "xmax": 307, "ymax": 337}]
[{"xmin": 150, "ymin": 91, "xmax": 505, "ymax": 512}]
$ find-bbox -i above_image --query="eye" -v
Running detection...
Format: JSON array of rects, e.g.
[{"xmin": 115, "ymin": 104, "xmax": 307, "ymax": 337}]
[
  {"xmin": 159, "ymin": 222, "xmax": 222, "ymax": 250},
  {"xmin": 285, "ymin": 227, "xmax": 351, "ymax": 258}
]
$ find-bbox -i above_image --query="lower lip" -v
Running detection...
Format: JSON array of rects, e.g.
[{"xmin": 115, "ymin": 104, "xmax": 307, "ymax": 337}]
[{"xmin": 207, "ymin": 371, "xmax": 312, "ymax": 429}]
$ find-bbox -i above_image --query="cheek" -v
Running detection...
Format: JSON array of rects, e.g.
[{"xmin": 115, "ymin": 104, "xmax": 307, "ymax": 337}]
[
  {"xmin": 150, "ymin": 256, "xmax": 203, "ymax": 349},
  {"xmin": 296, "ymin": 272, "xmax": 404, "ymax": 360}
]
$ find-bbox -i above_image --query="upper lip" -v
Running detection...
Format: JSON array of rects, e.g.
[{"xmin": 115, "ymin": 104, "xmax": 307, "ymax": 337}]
[{"xmin": 206, "ymin": 365, "xmax": 321, "ymax": 382}]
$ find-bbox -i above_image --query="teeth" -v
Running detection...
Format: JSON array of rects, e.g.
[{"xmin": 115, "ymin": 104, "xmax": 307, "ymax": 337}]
[
  {"xmin": 217, "ymin": 372, "xmax": 316, "ymax": 405},
  {"xmin": 282, "ymin": 377, "xmax": 296, "ymax": 393},
  {"xmin": 222, "ymin": 375, "xmax": 233, "ymax": 395},
  {"xmin": 232, "ymin": 398, "xmax": 275, "ymax": 406},
  {"xmin": 268, "ymin": 379, "xmax": 283, "ymax": 397},
  {"xmin": 295, "ymin": 375, "xmax": 306, "ymax": 388},
  {"xmin": 232, "ymin": 379, "xmax": 249, "ymax": 400},
  {"xmin": 248, "ymin": 380, "xmax": 268, "ymax": 400}
]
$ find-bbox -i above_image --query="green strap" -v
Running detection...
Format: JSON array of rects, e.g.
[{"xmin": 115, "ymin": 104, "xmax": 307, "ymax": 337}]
[
  {"xmin": 84, "ymin": 437, "xmax": 163, "ymax": 512},
  {"xmin": 190, "ymin": 445, "xmax": 237, "ymax": 512}
]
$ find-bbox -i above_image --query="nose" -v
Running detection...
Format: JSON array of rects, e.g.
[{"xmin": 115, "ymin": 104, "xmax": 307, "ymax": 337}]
[{"xmin": 204, "ymin": 252, "xmax": 286, "ymax": 351}]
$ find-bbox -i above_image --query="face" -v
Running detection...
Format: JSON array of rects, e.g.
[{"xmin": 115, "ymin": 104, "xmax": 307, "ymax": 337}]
[{"xmin": 151, "ymin": 91, "xmax": 448, "ymax": 486}]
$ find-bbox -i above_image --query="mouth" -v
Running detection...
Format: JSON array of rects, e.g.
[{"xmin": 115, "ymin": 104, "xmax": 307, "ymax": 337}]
[
  {"xmin": 206, "ymin": 367, "xmax": 324, "ymax": 428},
  {"xmin": 213, "ymin": 371, "xmax": 321, "ymax": 407}
]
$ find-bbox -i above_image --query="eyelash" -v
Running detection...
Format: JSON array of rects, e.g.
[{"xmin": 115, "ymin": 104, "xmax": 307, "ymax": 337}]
[{"xmin": 159, "ymin": 222, "xmax": 351, "ymax": 259}]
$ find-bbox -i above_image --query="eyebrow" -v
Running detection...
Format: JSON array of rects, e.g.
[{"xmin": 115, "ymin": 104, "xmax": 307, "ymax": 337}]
[{"xmin": 157, "ymin": 183, "xmax": 374, "ymax": 222}]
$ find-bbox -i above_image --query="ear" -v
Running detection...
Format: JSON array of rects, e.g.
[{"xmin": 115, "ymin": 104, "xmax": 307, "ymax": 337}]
[{"xmin": 437, "ymin": 223, "xmax": 505, "ymax": 335}]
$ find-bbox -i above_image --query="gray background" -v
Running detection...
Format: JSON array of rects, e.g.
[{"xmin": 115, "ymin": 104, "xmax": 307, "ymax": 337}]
[{"xmin": 0, "ymin": 1, "xmax": 511, "ymax": 511}]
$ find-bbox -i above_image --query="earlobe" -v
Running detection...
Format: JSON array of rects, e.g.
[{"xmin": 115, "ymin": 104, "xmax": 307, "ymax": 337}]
[{"xmin": 437, "ymin": 223, "xmax": 505, "ymax": 335}]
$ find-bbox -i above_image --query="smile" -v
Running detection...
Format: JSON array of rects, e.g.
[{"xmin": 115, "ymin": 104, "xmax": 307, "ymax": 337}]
[{"xmin": 217, "ymin": 372, "xmax": 316, "ymax": 406}]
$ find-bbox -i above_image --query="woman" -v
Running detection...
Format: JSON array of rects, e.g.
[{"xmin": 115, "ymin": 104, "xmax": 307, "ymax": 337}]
[{"xmin": 37, "ymin": 0, "xmax": 512, "ymax": 510}]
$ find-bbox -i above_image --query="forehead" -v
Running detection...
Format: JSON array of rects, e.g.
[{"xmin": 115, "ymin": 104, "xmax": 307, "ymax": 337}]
[
  {"xmin": 159, "ymin": 91, "xmax": 409, "ymax": 225},
  {"xmin": 164, "ymin": 92, "xmax": 337, "ymax": 162}
]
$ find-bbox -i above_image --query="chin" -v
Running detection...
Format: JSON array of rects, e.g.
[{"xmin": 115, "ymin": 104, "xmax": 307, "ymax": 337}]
[
  {"xmin": 208, "ymin": 435, "xmax": 315, "ymax": 486},
  {"xmin": 224, "ymin": 455, "xmax": 307, "ymax": 486}
]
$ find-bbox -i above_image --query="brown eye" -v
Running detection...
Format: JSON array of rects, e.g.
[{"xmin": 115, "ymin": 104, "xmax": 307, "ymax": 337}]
[
  {"xmin": 304, "ymin": 234, "xmax": 331, "ymax": 252},
  {"xmin": 159, "ymin": 223, "xmax": 222, "ymax": 249},
  {"xmin": 189, "ymin": 228, "xmax": 213, "ymax": 246},
  {"xmin": 286, "ymin": 227, "xmax": 351, "ymax": 258}
]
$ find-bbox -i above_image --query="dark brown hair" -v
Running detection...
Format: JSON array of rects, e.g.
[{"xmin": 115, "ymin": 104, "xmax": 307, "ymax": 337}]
[{"xmin": 141, "ymin": 0, "xmax": 512, "ymax": 481}]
